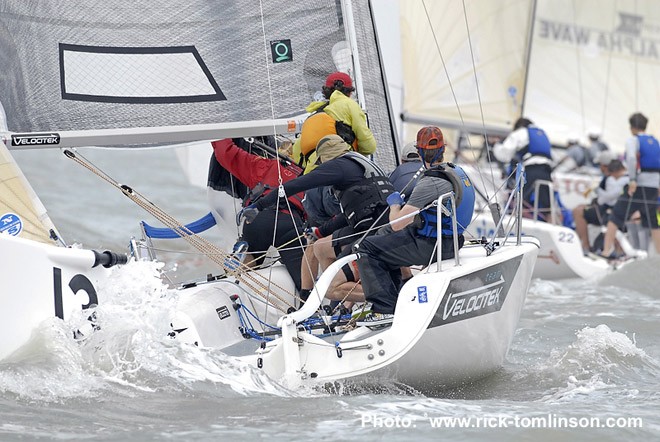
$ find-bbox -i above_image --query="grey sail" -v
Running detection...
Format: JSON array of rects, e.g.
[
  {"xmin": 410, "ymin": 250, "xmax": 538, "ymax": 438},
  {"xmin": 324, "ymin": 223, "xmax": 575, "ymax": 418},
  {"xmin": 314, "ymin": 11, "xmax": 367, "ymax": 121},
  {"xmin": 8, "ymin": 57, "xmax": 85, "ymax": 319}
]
[{"xmin": 0, "ymin": 0, "xmax": 396, "ymax": 169}]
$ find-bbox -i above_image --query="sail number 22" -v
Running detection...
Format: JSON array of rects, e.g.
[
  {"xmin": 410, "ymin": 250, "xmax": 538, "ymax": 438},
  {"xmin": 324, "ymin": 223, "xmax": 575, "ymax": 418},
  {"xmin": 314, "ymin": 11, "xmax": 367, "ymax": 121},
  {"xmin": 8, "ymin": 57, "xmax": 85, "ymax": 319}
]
[{"xmin": 557, "ymin": 231, "xmax": 575, "ymax": 243}]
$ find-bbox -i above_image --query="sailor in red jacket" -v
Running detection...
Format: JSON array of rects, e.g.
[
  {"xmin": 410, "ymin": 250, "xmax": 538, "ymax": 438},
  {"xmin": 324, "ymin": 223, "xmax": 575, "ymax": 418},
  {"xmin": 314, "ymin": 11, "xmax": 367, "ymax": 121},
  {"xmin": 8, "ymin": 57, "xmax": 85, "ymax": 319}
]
[{"xmin": 211, "ymin": 137, "xmax": 307, "ymax": 291}]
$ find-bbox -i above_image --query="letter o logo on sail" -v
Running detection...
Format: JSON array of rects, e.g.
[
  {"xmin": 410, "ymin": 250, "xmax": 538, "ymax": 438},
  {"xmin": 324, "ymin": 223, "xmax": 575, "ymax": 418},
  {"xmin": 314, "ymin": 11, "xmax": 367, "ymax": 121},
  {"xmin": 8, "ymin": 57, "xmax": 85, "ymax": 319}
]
[
  {"xmin": 0, "ymin": 213, "xmax": 23, "ymax": 236},
  {"xmin": 271, "ymin": 39, "xmax": 293, "ymax": 63}
]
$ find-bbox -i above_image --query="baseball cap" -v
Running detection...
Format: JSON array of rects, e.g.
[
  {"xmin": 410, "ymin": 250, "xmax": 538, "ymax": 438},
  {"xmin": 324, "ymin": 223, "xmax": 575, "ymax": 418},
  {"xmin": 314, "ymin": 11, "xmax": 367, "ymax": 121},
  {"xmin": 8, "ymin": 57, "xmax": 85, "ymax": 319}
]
[
  {"xmin": 401, "ymin": 142, "xmax": 421, "ymax": 161},
  {"xmin": 416, "ymin": 126, "xmax": 445, "ymax": 150},
  {"xmin": 325, "ymin": 72, "xmax": 353, "ymax": 89},
  {"xmin": 595, "ymin": 150, "xmax": 614, "ymax": 166},
  {"xmin": 587, "ymin": 126, "xmax": 601, "ymax": 138}
]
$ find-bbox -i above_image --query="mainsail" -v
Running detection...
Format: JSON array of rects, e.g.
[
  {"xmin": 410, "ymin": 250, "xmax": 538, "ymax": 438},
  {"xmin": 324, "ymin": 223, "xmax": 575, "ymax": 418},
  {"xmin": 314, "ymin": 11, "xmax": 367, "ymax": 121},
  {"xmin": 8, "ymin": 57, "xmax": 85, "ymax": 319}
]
[
  {"xmin": 400, "ymin": 0, "xmax": 660, "ymax": 150},
  {"xmin": 524, "ymin": 0, "xmax": 660, "ymax": 149},
  {"xmin": 400, "ymin": 0, "xmax": 535, "ymax": 138},
  {"xmin": 0, "ymin": 0, "xmax": 397, "ymax": 169}
]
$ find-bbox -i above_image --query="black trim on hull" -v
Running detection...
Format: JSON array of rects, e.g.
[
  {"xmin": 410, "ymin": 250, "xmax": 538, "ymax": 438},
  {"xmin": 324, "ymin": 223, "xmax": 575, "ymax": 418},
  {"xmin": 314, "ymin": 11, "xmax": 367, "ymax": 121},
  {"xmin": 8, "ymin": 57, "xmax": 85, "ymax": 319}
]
[{"xmin": 427, "ymin": 255, "xmax": 523, "ymax": 328}]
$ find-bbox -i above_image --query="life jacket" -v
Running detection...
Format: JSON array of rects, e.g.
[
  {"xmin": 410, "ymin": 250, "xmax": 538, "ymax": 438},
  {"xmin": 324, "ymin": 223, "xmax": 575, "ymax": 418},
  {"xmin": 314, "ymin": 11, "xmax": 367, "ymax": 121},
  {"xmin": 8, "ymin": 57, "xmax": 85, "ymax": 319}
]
[
  {"xmin": 637, "ymin": 134, "xmax": 660, "ymax": 172},
  {"xmin": 245, "ymin": 161, "xmax": 305, "ymax": 215},
  {"xmin": 515, "ymin": 126, "xmax": 552, "ymax": 162},
  {"xmin": 334, "ymin": 152, "xmax": 394, "ymax": 230},
  {"xmin": 416, "ymin": 164, "xmax": 475, "ymax": 238},
  {"xmin": 299, "ymin": 102, "xmax": 358, "ymax": 165}
]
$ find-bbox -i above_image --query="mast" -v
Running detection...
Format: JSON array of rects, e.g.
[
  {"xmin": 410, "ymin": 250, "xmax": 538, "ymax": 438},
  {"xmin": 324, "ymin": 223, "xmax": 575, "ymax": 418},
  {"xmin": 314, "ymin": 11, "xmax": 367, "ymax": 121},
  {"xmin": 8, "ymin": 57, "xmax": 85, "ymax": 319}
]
[
  {"xmin": 520, "ymin": 0, "xmax": 539, "ymax": 117},
  {"xmin": 342, "ymin": 0, "xmax": 366, "ymax": 111}
]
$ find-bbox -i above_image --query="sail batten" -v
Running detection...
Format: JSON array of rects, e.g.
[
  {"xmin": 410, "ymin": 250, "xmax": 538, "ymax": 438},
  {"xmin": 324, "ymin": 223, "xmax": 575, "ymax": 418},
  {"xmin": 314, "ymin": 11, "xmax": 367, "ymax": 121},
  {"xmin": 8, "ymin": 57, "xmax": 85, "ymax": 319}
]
[{"xmin": 4, "ymin": 118, "xmax": 306, "ymax": 150}]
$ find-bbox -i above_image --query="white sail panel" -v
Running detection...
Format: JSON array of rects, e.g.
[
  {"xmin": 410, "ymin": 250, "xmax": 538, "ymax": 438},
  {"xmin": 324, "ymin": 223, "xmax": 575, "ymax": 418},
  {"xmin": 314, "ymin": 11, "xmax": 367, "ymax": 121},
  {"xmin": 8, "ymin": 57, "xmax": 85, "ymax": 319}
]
[
  {"xmin": 61, "ymin": 45, "xmax": 221, "ymax": 101},
  {"xmin": 400, "ymin": 0, "xmax": 534, "ymax": 137},
  {"xmin": 525, "ymin": 0, "xmax": 660, "ymax": 150}
]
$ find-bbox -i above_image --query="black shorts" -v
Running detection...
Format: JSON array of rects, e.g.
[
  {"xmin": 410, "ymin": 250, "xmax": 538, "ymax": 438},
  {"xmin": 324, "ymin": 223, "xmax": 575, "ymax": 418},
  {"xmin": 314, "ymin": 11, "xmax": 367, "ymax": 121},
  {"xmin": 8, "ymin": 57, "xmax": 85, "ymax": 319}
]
[
  {"xmin": 331, "ymin": 225, "xmax": 361, "ymax": 257},
  {"xmin": 583, "ymin": 204, "xmax": 609, "ymax": 226},
  {"xmin": 331, "ymin": 215, "xmax": 390, "ymax": 257},
  {"xmin": 331, "ymin": 226, "xmax": 365, "ymax": 282},
  {"xmin": 609, "ymin": 185, "xmax": 660, "ymax": 229}
]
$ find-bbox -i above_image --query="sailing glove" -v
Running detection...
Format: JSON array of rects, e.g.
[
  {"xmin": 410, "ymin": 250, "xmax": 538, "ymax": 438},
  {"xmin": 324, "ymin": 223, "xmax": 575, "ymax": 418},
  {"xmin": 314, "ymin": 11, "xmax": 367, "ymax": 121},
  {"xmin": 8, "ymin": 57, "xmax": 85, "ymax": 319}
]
[
  {"xmin": 386, "ymin": 191, "xmax": 405, "ymax": 207},
  {"xmin": 303, "ymin": 226, "xmax": 323, "ymax": 242},
  {"xmin": 239, "ymin": 204, "xmax": 259, "ymax": 224}
]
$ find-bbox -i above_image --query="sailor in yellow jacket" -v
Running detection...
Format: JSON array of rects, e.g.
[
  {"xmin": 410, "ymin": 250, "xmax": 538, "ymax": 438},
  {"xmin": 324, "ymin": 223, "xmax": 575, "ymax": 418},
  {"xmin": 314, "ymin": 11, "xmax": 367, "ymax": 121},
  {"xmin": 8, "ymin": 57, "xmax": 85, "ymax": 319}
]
[{"xmin": 292, "ymin": 72, "xmax": 376, "ymax": 174}]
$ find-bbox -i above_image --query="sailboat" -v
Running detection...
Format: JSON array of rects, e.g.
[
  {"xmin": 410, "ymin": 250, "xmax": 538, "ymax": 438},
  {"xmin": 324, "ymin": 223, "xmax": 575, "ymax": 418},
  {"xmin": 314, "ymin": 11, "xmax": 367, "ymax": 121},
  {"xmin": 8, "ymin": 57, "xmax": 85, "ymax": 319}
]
[
  {"xmin": 399, "ymin": 0, "xmax": 660, "ymax": 280},
  {"xmin": 0, "ymin": 0, "xmax": 538, "ymax": 390}
]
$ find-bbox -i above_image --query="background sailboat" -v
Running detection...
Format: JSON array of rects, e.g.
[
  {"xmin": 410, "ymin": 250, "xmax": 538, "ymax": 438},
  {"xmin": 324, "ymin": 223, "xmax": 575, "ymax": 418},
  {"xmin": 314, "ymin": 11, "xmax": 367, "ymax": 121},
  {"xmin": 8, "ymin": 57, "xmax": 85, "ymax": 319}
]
[
  {"xmin": 397, "ymin": 0, "xmax": 659, "ymax": 279},
  {"xmin": 400, "ymin": 0, "xmax": 660, "ymax": 151}
]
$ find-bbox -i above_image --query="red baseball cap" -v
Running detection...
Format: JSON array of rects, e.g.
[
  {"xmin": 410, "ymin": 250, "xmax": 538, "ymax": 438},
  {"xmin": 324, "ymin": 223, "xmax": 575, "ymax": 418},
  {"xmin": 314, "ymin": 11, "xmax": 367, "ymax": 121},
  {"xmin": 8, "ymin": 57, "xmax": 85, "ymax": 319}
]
[
  {"xmin": 416, "ymin": 126, "xmax": 445, "ymax": 150},
  {"xmin": 325, "ymin": 72, "xmax": 353, "ymax": 89}
]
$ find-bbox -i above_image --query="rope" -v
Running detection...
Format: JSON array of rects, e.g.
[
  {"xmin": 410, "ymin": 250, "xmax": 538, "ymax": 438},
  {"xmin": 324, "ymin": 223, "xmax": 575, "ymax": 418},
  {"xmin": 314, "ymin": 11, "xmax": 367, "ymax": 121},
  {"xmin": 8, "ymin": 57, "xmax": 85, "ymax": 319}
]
[
  {"xmin": 419, "ymin": 0, "xmax": 500, "ymax": 202},
  {"xmin": 63, "ymin": 148, "xmax": 296, "ymax": 313}
]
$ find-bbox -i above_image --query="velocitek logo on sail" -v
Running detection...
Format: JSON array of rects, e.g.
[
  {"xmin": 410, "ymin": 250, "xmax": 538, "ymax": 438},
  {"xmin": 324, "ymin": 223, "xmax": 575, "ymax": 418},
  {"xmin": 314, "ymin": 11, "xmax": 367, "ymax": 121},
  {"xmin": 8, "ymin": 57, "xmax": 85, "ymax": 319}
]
[{"xmin": 270, "ymin": 39, "xmax": 293, "ymax": 63}]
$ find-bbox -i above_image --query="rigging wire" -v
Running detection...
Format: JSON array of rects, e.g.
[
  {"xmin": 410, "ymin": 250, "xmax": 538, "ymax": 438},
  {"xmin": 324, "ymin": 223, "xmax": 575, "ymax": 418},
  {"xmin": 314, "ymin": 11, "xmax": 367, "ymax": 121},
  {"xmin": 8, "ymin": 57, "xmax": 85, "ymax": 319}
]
[
  {"xmin": 256, "ymin": 0, "xmax": 311, "ymax": 315},
  {"xmin": 571, "ymin": 0, "xmax": 587, "ymax": 136},
  {"xmin": 417, "ymin": 0, "xmax": 517, "ymax": 238},
  {"xmin": 599, "ymin": 0, "xmax": 617, "ymax": 137},
  {"xmin": 420, "ymin": 0, "xmax": 497, "ymax": 204},
  {"xmin": 459, "ymin": 0, "xmax": 499, "ymax": 199},
  {"xmin": 634, "ymin": 0, "xmax": 639, "ymax": 110},
  {"xmin": 62, "ymin": 148, "xmax": 296, "ymax": 313}
]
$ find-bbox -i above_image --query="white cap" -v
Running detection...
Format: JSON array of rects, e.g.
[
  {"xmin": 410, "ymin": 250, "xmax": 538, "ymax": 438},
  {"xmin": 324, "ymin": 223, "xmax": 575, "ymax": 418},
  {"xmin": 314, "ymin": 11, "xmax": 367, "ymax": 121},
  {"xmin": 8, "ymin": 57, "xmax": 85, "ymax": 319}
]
[
  {"xmin": 401, "ymin": 141, "xmax": 421, "ymax": 161},
  {"xmin": 587, "ymin": 126, "xmax": 601, "ymax": 138},
  {"xmin": 595, "ymin": 150, "xmax": 613, "ymax": 165},
  {"xmin": 566, "ymin": 133, "xmax": 580, "ymax": 143}
]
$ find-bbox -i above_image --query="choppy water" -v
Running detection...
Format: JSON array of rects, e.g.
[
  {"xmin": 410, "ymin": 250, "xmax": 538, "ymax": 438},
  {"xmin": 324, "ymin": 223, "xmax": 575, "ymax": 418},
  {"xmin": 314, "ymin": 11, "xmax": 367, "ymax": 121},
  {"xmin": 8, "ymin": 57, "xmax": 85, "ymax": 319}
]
[{"xmin": 4, "ymin": 148, "xmax": 660, "ymax": 441}]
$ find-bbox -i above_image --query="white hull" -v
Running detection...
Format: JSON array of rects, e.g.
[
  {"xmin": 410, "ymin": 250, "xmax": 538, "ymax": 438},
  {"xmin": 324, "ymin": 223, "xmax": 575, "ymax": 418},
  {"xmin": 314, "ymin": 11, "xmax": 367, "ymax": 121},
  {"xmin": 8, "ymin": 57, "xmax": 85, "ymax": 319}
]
[
  {"xmin": 0, "ymin": 231, "xmax": 300, "ymax": 361},
  {"xmin": 469, "ymin": 211, "xmax": 611, "ymax": 280},
  {"xmin": 461, "ymin": 164, "xmax": 602, "ymax": 211},
  {"xmin": 0, "ymin": 234, "xmax": 113, "ymax": 360},
  {"xmin": 168, "ymin": 265, "xmax": 298, "ymax": 353},
  {"xmin": 551, "ymin": 169, "xmax": 602, "ymax": 209},
  {"xmin": 240, "ymin": 240, "xmax": 539, "ymax": 390}
]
